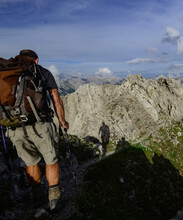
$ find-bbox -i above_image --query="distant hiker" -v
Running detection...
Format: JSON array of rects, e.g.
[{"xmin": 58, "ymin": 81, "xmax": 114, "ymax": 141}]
[
  {"xmin": 5, "ymin": 50, "xmax": 69, "ymax": 210},
  {"xmin": 98, "ymin": 121, "xmax": 110, "ymax": 156}
]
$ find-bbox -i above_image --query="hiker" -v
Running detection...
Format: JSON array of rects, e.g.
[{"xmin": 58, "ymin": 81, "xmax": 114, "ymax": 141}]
[
  {"xmin": 7, "ymin": 50, "xmax": 69, "ymax": 210},
  {"xmin": 98, "ymin": 121, "xmax": 110, "ymax": 156}
]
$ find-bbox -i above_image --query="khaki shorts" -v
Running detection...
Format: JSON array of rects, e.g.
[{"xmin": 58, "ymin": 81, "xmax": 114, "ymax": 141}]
[{"xmin": 8, "ymin": 122, "xmax": 59, "ymax": 166}]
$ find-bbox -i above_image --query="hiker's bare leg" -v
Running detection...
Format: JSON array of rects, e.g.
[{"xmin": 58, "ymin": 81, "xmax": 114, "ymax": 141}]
[
  {"xmin": 26, "ymin": 164, "xmax": 41, "ymax": 186},
  {"xmin": 46, "ymin": 162, "xmax": 60, "ymax": 186}
]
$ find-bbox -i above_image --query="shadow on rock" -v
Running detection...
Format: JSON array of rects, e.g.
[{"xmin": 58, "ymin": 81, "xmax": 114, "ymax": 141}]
[{"xmin": 75, "ymin": 141, "xmax": 183, "ymax": 220}]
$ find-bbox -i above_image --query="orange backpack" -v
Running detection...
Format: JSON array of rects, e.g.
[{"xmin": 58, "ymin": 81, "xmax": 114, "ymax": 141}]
[
  {"xmin": 0, "ymin": 55, "xmax": 33, "ymax": 106},
  {"xmin": 0, "ymin": 55, "xmax": 46, "ymax": 130}
]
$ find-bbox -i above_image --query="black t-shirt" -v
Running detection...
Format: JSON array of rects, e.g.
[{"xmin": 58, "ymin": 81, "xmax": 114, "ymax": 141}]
[{"xmin": 37, "ymin": 65, "xmax": 58, "ymax": 90}]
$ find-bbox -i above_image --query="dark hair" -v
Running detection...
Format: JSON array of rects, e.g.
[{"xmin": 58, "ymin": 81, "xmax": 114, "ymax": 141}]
[{"xmin": 19, "ymin": 49, "xmax": 38, "ymax": 59}]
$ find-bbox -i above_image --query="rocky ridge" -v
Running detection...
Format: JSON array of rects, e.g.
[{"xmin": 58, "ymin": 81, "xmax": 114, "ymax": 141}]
[{"xmin": 63, "ymin": 74, "xmax": 183, "ymax": 145}]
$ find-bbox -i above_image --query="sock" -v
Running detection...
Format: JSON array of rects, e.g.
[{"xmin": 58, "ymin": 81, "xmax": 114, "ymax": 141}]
[{"xmin": 48, "ymin": 185, "xmax": 61, "ymax": 201}]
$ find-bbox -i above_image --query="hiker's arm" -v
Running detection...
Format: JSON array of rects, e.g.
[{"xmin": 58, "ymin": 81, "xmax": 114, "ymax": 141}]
[{"xmin": 49, "ymin": 88, "xmax": 69, "ymax": 130}]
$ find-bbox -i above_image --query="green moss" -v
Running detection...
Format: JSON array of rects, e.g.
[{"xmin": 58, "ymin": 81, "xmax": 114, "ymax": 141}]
[
  {"xmin": 132, "ymin": 143, "xmax": 155, "ymax": 164},
  {"xmin": 141, "ymin": 123, "xmax": 183, "ymax": 173},
  {"xmin": 147, "ymin": 134, "xmax": 153, "ymax": 141},
  {"xmin": 105, "ymin": 141, "xmax": 116, "ymax": 153}
]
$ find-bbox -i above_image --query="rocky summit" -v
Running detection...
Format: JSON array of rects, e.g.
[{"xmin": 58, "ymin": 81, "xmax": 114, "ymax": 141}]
[{"xmin": 63, "ymin": 74, "xmax": 183, "ymax": 145}]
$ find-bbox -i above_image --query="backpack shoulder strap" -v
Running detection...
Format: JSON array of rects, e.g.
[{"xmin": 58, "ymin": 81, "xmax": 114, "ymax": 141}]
[{"xmin": 36, "ymin": 65, "xmax": 46, "ymax": 82}]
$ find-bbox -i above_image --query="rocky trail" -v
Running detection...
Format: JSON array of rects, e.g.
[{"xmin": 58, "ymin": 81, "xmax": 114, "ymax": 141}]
[{"xmin": 0, "ymin": 146, "xmax": 101, "ymax": 220}]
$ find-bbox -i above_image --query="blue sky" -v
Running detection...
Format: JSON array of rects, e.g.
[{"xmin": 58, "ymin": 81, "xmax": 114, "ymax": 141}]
[{"xmin": 1, "ymin": 0, "xmax": 183, "ymax": 78}]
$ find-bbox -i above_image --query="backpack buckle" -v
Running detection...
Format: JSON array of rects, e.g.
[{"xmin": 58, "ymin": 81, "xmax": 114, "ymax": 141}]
[
  {"xmin": 15, "ymin": 108, "xmax": 20, "ymax": 115},
  {"xmin": 19, "ymin": 115, "xmax": 28, "ymax": 122}
]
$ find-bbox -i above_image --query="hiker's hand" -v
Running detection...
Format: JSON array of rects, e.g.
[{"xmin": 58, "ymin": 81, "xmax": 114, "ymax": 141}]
[{"xmin": 61, "ymin": 121, "xmax": 69, "ymax": 130}]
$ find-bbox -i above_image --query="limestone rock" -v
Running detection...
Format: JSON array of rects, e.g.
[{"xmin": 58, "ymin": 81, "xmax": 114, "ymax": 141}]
[{"xmin": 63, "ymin": 74, "xmax": 183, "ymax": 143}]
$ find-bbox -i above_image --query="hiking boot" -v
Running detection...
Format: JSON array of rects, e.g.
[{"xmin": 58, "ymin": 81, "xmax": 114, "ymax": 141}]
[
  {"xmin": 48, "ymin": 185, "xmax": 62, "ymax": 211},
  {"xmin": 49, "ymin": 198, "xmax": 63, "ymax": 211}
]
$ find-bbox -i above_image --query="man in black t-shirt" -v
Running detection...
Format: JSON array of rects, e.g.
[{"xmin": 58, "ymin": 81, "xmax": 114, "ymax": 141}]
[{"xmin": 8, "ymin": 50, "xmax": 69, "ymax": 210}]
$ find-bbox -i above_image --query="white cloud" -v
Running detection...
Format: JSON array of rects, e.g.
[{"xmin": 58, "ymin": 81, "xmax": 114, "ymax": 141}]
[
  {"xmin": 95, "ymin": 67, "xmax": 113, "ymax": 76},
  {"xmin": 163, "ymin": 27, "xmax": 181, "ymax": 45},
  {"xmin": 47, "ymin": 65, "xmax": 61, "ymax": 79},
  {"xmin": 126, "ymin": 57, "xmax": 167, "ymax": 65},
  {"xmin": 126, "ymin": 58, "xmax": 156, "ymax": 64},
  {"xmin": 163, "ymin": 26, "xmax": 183, "ymax": 54}
]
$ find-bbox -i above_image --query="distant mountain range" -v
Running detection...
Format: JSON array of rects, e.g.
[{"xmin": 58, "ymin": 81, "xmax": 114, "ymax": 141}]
[
  {"xmin": 57, "ymin": 76, "xmax": 123, "ymax": 96},
  {"xmin": 57, "ymin": 73, "xmax": 183, "ymax": 96}
]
